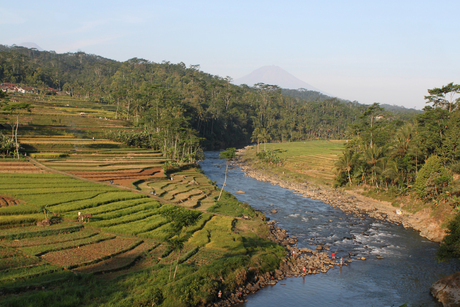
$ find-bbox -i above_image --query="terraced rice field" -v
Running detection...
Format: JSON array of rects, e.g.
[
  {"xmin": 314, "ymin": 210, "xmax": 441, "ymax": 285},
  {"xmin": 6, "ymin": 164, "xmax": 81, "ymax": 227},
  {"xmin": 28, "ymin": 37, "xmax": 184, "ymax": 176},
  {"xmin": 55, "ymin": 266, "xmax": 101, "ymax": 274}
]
[
  {"xmin": 140, "ymin": 168, "xmax": 220, "ymax": 211},
  {"xmin": 0, "ymin": 161, "xmax": 45, "ymax": 173},
  {"xmin": 0, "ymin": 96, "xmax": 264, "ymax": 301},
  {"xmin": 0, "ymin": 165, "xmax": 239, "ymax": 284}
]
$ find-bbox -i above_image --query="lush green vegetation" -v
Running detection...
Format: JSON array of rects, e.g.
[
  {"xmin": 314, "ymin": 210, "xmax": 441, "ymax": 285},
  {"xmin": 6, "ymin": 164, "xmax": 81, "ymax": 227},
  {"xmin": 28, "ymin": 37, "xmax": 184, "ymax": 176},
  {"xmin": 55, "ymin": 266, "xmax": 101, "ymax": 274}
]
[
  {"xmin": 0, "ymin": 45, "xmax": 418, "ymax": 156},
  {"xmin": 2, "ymin": 44, "xmax": 459, "ymax": 303},
  {"xmin": 334, "ymin": 88, "xmax": 460, "ymax": 205},
  {"xmin": 0, "ymin": 94, "xmax": 286, "ymax": 306}
]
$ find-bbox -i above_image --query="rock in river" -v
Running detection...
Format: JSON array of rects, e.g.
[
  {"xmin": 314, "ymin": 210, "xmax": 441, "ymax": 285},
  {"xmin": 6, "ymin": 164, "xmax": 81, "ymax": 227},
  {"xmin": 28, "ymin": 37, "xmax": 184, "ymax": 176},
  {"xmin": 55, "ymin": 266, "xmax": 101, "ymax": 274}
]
[{"xmin": 431, "ymin": 272, "xmax": 460, "ymax": 306}]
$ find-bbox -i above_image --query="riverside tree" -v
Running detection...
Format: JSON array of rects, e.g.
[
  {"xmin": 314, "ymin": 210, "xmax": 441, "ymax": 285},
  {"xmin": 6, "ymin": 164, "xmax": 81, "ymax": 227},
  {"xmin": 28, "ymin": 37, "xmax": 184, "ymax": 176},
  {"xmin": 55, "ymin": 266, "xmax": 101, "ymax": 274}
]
[
  {"xmin": 217, "ymin": 148, "xmax": 236, "ymax": 201},
  {"xmin": 2, "ymin": 102, "xmax": 33, "ymax": 159},
  {"xmin": 161, "ymin": 207, "xmax": 201, "ymax": 280}
]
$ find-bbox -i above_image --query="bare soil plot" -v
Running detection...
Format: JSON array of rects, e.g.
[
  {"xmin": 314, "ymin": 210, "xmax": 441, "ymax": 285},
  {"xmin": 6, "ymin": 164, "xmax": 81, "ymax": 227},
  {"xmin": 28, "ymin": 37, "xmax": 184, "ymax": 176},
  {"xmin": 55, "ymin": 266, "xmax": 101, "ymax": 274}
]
[
  {"xmin": 67, "ymin": 167, "xmax": 164, "ymax": 187},
  {"xmin": 42, "ymin": 236, "xmax": 141, "ymax": 268},
  {"xmin": 72, "ymin": 240, "xmax": 157, "ymax": 274},
  {"xmin": 0, "ymin": 195, "xmax": 22, "ymax": 207}
]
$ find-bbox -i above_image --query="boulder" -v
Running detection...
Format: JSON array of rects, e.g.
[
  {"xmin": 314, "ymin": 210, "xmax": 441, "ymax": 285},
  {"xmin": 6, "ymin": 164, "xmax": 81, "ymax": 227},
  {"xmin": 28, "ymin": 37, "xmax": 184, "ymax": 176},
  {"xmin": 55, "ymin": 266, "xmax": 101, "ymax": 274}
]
[
  {"xmin": 270, "ymin": 209, "xmax": 278, "ymax": 214},
  {"xmin": 431, "ymin": 272, "xmax": 460, "ymax": 306}
]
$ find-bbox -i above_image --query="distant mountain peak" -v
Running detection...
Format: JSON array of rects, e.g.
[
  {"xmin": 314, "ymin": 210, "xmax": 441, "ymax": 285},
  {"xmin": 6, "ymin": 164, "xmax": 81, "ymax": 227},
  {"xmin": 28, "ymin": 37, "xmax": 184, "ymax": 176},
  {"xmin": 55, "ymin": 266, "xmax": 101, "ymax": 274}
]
[
  {"xmin": 17, "ymin": 42, "xmax": 44, "ymax": 51},
  {"xmin": 233, "ymin": 65, "xmax": 323, "ymax": 93}
]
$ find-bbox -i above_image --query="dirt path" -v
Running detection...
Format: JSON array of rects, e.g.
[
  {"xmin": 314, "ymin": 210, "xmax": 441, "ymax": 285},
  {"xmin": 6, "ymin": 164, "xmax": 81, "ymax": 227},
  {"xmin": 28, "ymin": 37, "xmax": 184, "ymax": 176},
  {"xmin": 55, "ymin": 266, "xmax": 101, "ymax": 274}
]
[{"xmin": 235, "ymin": 147, "xmax": 447, "ymax": 243}]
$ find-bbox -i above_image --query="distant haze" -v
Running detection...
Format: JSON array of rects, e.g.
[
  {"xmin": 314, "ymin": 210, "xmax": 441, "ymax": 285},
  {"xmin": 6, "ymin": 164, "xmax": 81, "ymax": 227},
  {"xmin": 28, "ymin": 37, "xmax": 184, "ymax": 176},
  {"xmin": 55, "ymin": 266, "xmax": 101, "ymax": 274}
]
[
  {"xmin": 233, "ymin": 66, "xmax": 326, "ymax": 94},
  {"xmin": 17, "ymin": 42, "xmax": 44, "ymax": 51}
]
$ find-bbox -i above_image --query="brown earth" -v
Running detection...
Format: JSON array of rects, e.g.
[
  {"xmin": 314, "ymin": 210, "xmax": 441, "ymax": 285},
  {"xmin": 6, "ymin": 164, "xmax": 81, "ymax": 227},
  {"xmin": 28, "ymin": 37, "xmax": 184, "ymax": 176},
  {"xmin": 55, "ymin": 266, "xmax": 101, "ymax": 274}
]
[
  {"xmin": 0, "ymin": 161, "xmax": 45, "ymax": 173},
  {"xmin": 67, "ymin": 167, "xmax": 164, "ymax": 187},
  {"xmin": 0, "ymin": 195, "xmax": 22, "ymax": 206}
]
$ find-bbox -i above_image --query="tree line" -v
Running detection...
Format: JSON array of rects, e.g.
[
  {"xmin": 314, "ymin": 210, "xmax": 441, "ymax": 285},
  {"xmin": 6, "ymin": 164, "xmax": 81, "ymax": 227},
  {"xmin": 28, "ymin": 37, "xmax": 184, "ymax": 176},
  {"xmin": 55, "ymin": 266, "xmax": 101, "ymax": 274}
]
[
  {"xmin": 334, "ymin": 83, "xmax": 460, "ymax": 205},
  {"xmin": 0, "ymin": 45, "xmax": 416, "ymax": 157}
]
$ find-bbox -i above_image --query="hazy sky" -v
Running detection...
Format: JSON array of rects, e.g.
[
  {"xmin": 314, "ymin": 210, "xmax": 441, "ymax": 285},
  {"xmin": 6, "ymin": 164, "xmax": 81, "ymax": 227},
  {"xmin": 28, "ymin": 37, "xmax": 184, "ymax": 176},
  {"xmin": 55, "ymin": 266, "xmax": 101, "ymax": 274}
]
[{"xmin": 2, "ymin": 0, "xmax": 459, "ymax": 109}]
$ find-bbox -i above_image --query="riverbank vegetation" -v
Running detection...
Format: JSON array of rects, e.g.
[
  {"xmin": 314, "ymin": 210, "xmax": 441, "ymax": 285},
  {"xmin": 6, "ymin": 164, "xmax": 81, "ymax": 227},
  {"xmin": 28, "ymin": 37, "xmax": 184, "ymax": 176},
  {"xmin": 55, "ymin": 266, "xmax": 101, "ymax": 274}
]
[
  {"xmin": 1, "ymin": 44, "xmax": 459, "ymax": 301},
  {"xmin": 333, "ymin": 85, "xmax": 460, "ymax": 214}
]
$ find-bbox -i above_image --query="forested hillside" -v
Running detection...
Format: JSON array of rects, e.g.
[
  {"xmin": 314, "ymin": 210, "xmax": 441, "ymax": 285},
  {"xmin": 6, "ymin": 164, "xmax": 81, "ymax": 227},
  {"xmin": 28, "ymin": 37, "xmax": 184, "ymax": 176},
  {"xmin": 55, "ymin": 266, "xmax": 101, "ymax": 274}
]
[{"xmin": 0, "ymin": 45, "xmax": 413, "ymax": 152}]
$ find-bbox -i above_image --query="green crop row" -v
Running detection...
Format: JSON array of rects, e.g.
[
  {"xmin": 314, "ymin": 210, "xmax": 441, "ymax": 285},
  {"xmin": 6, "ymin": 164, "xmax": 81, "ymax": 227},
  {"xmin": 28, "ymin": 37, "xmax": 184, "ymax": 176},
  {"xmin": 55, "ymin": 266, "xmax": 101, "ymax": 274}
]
[
  {"xmin": 50, "ymin": 192, "xmax": 146, "ymax": 213},
  {"xmin": 0, "ymin": 173, "xmax": 67, "ymax": 180},
  {"xmin": 188, "ymin": 216, "xmax": 246, "ymax": 254},
  {"xmin": 137, "ymin": 222, "xmax": 174, "ymax": 240},
  {"xmin": 88, "ymin": 208, "xmax": 163, "ymax": 228},
  {"xmin": 105, "ymin": 214, "xmax": 170, "ymax": 236},
  {"xmin": 20, "ymin": 233, "xmax": 116, "ymax": 256},
  {"xmin": 2, "ymin": 228, "xmax": 98, "ymax": 247},
  {"xmin": 87, "ymin": 202, "xmax": 161, "ymax": 221},
  {"xmin": 0, "ymin": 223, "xmax": 83, "ymax": 240},
  {"xmin": 0, "ymin": 245, "xmax": 20, "ymax": 258},
  {"xmin": 0, "ymin": 180, "xmax": 103, "ymax": 189},
  {"xmin": 30, "ymin": 153, "xmax": 69, "ymax": 158},
  {"xmin": 0, "ymin": 204, "xmax": 42, "ymax": 216},
  {"xmin": 25, "ymin": 191, "xmax": 114, "ymax": 207},
  {"xmin": 183, "ymin": 213, "xmax": 213, "ymax": 236},
  {"xmin": 0, "ymin": 254, "xmax": 42, "ymax": 270},
  {"xmin": 0, "ymin": 214, "xmax": 42, "ymax": 227},
  {"xmin": 0, "ymin": 187, "xmax": 113, "ymax": 198},
  {"xmin": 67, "ymin": 198, "xmax": 157, "ymax": 216},
  {"xmin": 0, "ymin": 263, "xmax": 62, "ymax": 283}
]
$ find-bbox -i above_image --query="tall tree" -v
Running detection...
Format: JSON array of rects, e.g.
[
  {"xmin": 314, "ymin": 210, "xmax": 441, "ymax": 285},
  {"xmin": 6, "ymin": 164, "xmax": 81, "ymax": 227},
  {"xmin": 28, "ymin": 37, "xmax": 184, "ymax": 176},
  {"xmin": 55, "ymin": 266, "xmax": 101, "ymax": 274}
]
[
  {"xmin": 2, "ymin": 102, "xmax": 33, "ymax": 159},
  {"xmin": 217, "ymin": 148, "xmax": 236, "ymax": 201},
  {"xmin": 425, "ymin": 82, "xmax": 460, "ymax": 113}
]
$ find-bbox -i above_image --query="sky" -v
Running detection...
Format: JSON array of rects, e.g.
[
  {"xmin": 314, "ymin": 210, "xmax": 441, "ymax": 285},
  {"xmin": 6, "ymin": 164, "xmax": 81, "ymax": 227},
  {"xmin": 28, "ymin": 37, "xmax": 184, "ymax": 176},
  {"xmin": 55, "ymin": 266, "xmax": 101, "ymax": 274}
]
[{"xmin": 1, "ymin": 0, "xmax": 459, "ymax": 110}]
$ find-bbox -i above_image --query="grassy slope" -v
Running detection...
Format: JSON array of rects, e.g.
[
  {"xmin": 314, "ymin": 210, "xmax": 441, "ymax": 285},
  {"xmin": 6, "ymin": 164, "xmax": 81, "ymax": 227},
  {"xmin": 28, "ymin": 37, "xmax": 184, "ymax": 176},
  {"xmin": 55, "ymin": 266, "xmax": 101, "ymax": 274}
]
[
  {"xmin": 246, "ymin": 140, "xmax": 345, "ymax": 186},
  {"xmin": 0, "ymin": 94, "xmax": 285, "ymax": 307}
]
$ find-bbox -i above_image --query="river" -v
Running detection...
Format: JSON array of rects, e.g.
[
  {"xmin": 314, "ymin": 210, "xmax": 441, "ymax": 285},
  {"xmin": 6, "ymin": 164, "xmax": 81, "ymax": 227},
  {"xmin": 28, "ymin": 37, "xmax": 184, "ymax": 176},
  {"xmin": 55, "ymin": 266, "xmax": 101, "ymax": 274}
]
[{"xmin": 199, "ymin": 151, "xmax": 460, "ymax": 307}]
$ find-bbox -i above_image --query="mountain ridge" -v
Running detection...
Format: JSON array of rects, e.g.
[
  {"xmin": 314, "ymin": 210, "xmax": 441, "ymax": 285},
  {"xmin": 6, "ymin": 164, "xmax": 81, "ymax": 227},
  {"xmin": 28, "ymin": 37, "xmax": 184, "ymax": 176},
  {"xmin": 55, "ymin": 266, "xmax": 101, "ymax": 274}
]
[{"xmin": 233, "ymin": 65, "xmax": 324, "ymax": 93}]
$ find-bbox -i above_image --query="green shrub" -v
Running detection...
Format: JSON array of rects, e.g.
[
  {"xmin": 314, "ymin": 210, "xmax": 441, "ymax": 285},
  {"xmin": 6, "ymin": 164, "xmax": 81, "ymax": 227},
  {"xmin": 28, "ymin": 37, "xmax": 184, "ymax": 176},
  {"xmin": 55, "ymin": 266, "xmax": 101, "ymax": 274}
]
[
  {"xmin": 207, "ymin": 191, "xmax": 256, "ymax": 218},
  {"xmin": 415, "ymin": 155, "xmax": 452, "ymax": 199}
]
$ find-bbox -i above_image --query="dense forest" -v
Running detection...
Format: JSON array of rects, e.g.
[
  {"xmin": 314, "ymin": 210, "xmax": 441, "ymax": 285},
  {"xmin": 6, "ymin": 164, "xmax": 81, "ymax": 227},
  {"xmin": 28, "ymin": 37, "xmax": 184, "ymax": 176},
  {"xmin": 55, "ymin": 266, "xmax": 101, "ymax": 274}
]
[{"xmin": 0, "ymin": 44, "xmax": 417, "ymax": 156}]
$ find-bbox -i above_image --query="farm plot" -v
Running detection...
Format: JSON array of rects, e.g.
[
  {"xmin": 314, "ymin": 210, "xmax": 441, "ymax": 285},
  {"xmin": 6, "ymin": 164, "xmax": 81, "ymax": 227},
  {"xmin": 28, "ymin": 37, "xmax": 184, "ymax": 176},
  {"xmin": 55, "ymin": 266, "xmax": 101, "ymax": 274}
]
[
  {"xmin": 0, "ymin": 195, "xmax": 22, "ymax": 207},
  {"xmin": 72, "ymin": 240, "xmax": 158, "ymax": 274},
  {"xmin": 41, "ymin": 236, "xmax": 141, "ymax": 269},
  {"xmin": 73, "ymin": 198, "xmax": 157, "ymax": 217},
  {"xmin": 140, "ymin": 168, "xmax": 220, "ymax": 212},
  {"xmin": 0, "ymin": 263, "xmax": 63, "ymax": 285},
  {"xmin": 0, "ymin": 251, "xmax": 42, "ymax": 270},
  {"xmin": 188, "ymin": 215, "xmax": 246, "ymax": 254},
  {"xmin": 103, "ymin": 213, "xmax": 170, "ymax": 237},
  {"xmin": 20, "ymin": 233, "xmax": 116, "ymax": 256},
  {"xmin": 49, "ymin": 191, "xmax": 146, "ymax": 213},
  {"xmin": 0, "ymin": 161, "xmax": 44, "ymax": 174},
  {"xmin": 1, "ymin": 228, "xmax": 99, "ymax": 248},
  {"xmin": 183, "ymin": 248, "xmax": 228, "ymax": 266},
  {"xmin": 67, "ymin": 167, "xmax": 164, "ymax": 187},
  {"xmin": 0, "ymin": 223, "xmax": 83, "ymax": 240}
]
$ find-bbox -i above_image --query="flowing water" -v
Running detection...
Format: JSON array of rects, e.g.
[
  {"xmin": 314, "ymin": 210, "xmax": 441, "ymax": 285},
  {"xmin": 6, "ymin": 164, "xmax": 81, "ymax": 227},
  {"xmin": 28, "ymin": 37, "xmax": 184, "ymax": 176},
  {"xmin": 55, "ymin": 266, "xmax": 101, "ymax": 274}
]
[{"xmin": 200, "ymin": 152, "xmax": 460, "ymax": 307}]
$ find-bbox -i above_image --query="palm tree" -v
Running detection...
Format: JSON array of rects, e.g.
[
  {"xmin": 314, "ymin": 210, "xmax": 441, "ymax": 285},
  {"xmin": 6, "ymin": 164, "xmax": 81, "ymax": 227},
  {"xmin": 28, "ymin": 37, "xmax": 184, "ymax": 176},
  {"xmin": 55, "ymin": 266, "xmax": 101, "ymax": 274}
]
[
  {"xmin": 377, "ymin": 157, "xmax": 398, "ymax": 189},
  {"xmin": 335, "ymin": 150, "xmax": 356, "ymax": 186},
  {"xmin": 363, "ymin": 145, "xmax": 384, "ymax": 187},
  {"xmin": 251, "ymin": 127, "xmax": 261, "ymax": 153},
  {"xmin": 259, "ymin": 128, "xmax": 270, "ymax": 152}
]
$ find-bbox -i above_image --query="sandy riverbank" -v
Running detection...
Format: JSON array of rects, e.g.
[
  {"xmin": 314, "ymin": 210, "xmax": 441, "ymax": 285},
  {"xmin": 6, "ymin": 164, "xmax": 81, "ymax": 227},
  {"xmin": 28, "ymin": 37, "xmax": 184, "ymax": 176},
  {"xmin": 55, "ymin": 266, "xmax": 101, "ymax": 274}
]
[{"xmin": 235, "ymin": 146, "xmax": 447, "ymax": 243}]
